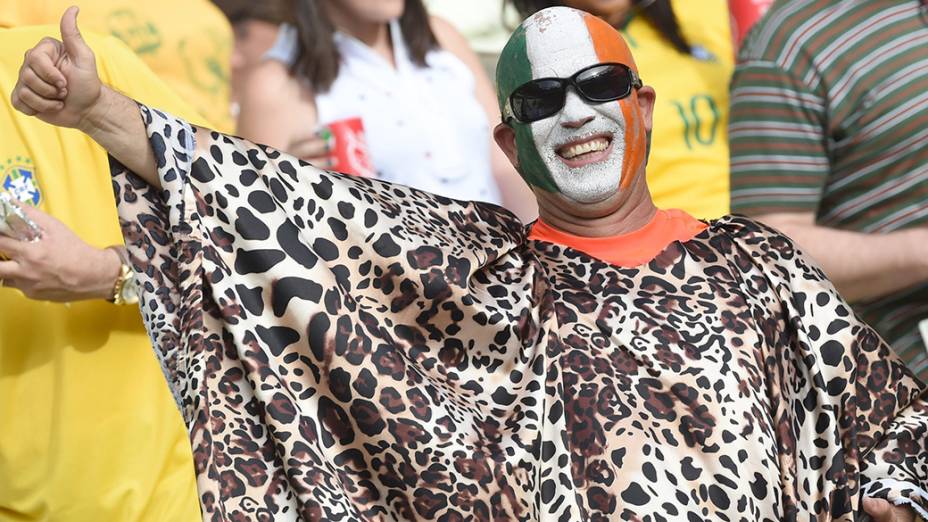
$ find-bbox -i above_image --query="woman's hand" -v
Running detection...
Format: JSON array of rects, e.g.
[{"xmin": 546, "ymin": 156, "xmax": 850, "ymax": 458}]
[
  {"xmin": 289, "ymin": 133, "xmax": 335, "ymax": 169},
  {"xmin": 10, "ymin": 6, "xmax": 102, "ymax": 131}
]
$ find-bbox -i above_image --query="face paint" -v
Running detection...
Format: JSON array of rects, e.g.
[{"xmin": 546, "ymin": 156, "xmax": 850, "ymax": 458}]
[
  {"xmin": 496, "ymin": 24, "xmax": 559, "ymax": 193},
  {"xmin": 496, "ymin": 7, "xmax": 648, "ymax": 202}
]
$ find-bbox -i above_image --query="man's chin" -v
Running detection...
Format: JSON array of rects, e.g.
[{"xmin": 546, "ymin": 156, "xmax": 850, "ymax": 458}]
[
  {"xmin": 560, "ymin": 190, "xmax": 615, "ymax": 205},
  {"xmin": 551, "ymin": 185, "xmax": 625, "ymax": 215},
  {"xmin": 547, "ymin": 151, "xmax": 624, "ymax": 206},
  {"xmin": 552, "ymin": 176, "xmax": 621, "ymax": 204}
]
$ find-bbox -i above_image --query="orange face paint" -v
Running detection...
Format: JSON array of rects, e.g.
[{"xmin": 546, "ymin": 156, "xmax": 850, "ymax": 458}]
[
  {"xmin": 582, "ymin": 12, "xmax": 648, "ymax": 189},
  {"xmin": 496, "ymin": 6, "xmax": 648, "ymax": 203}
]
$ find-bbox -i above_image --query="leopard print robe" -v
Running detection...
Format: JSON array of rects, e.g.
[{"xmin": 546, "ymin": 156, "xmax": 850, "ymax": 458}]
[{"xmin": 110, "ymin": 106, "xmax": 928, "ymax": 521}]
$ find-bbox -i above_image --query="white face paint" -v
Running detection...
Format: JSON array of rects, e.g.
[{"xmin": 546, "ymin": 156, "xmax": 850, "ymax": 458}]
[
  {"xmin": 524, "ymin": 9, "xmax": 628, "ymax": 204},
  {"xmin": 532, "ymin": 89, "xmax": 627, "ymax": 204}
]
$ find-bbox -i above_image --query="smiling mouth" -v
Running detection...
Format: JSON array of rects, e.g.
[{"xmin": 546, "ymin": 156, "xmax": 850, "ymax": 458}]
[{"xmin": 556, "ymin": 135, "xmax": 613, "ymax": 167}]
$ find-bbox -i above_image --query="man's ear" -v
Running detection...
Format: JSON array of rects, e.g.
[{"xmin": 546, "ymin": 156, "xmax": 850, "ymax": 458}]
[
  {"xmin": 493, "ymin": 122, "xmax": 520, "ymax": 170},
  {"xmin": 636, "ymin": 85, "xmax": 656, "ymax": 133}
]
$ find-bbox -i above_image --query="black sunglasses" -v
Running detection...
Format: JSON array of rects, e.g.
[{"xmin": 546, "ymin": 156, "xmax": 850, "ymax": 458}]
[{"xmin": 503, "ymin": 63, "xmax": 642, "ymax": 124}]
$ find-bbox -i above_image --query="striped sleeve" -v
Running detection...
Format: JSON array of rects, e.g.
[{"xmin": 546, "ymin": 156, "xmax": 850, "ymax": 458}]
[{"xmin": 728, "ymin": 59, "xmax": 830, "ymax": 216}]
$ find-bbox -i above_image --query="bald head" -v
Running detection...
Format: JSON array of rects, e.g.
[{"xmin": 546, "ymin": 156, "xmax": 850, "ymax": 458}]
[
  {"xmin": 496, "ymin": 7, "xmax": 638, "ymax": 118},
  {"xmin": 493, "ymin": 6, "xmax": 652, "ymax": 207}
]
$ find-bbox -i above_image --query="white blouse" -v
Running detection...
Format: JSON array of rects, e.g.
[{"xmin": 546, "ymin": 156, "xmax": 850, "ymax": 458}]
[{"xmin": 265, "ymin": 22, "xmax": 501, "ymax": 204}]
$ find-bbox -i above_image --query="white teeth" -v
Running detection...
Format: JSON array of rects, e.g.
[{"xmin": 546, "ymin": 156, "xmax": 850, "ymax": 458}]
[{"xmin": 559, "ymin": 138, "xmax": 609, "ymax": 159}]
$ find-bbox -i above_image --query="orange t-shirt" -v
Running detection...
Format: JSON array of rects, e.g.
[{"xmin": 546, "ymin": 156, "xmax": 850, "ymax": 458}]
[{"xmin": 528, "ymin": 209, "xmax": 708, "ymax": 267}]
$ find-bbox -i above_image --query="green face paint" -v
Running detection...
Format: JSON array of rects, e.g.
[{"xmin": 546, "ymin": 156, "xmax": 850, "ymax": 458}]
[
  {"xmin": 497, "ymin": 8, "xmax": 646, "ymax": 203},
  {"xmin": 496, "ymin": 24, "xmax": 558, "ymax": 193}
]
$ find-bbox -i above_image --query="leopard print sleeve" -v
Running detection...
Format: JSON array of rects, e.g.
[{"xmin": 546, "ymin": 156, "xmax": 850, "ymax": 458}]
[
  {"xmin": 860, "ymin": 403, "xmax": 928, "ymax": 519},
  {"xmin": 109, "ymin": 104, "xmax": 550, "ymax": 519},
  {"xmin": 110, "ymin": 102, "xmax": 529, "ymax": 406},
  {"xmin": 719, "ymin": 215, "xmax": 928, "ymax": 518},
  {"xmin": 110, "ymin": 105, "xmax": 197, "ymax": 412}
]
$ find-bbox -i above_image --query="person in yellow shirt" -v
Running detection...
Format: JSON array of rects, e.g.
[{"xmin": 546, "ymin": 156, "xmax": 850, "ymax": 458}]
[
  {"xmin": 507, "ymin": 0, "xmax": 733, "ymax": 219},
  {"xmin": 0, "ymin": 24, "xmax": 206, "ymax": 521},
  {"xmin": 0, "ymin": 0, "xmax": 234, "ymax": 132}
]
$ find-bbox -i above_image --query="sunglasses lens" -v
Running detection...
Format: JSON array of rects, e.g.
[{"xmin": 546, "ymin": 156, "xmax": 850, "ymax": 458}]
[
  {"xmin": 577, "ymin": 65, "xmax": 631, "ymax": 102},
  {"xmin": 508, "ymin": 65, "xmax": 636, "ymax": 123},
  {"xmin": 511, "ymin": 79, "xmax": 565, "ymax": 122}
]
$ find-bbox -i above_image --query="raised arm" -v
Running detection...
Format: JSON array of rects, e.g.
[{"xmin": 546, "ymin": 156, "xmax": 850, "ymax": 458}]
[{"xmin": 10, "ymin": 6, "xmax": 160, "ymax": 188}]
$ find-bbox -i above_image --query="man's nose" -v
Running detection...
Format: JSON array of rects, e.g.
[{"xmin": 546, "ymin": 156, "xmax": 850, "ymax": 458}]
[{"xmin": 559, "ymin": 90, "xmax": 595, "ymax": 129}]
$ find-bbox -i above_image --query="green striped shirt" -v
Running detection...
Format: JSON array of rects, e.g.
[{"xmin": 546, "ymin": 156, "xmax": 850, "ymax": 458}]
[{"xmin": 729, "ymin": 0, "xmax": 928, "ymax": 378}]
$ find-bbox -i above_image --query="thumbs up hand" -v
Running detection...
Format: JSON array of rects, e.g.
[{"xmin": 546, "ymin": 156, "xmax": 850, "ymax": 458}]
[
  {"xmin": 11, "ymin": 6, "xmax": 102, "ymax": 129},
  {"xmin": 12, "ymin": 5, "xmax": 162, "ymax": 187}
]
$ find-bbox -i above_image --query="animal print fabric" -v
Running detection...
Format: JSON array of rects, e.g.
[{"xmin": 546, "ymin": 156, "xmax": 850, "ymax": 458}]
[{"xmin": 111, "ymin": 105, "xmax": 928, "ymax": 521}]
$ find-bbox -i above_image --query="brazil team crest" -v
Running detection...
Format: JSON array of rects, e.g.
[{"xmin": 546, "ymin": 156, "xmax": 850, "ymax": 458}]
[{"xmin": 2, "ymin": 156, "xmax": 40, "ymax": 206}]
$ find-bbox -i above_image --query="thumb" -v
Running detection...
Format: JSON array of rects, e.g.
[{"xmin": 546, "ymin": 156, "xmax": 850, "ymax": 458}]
[{"xmin": 60, "ymin": 6, "xmax": 93, "ymax": 66}]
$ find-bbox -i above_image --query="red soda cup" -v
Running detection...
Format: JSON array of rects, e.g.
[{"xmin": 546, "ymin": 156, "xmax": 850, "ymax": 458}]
[
  {"xmin": 319, "ymin": 117, "xmax": 375, "ymax": 178},
  {"xmin": 729, "ymin": 0, "xmax": 774, "ymax": 52}
]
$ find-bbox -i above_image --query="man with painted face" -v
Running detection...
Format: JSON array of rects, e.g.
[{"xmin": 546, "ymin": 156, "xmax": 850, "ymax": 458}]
[
  {"xmin": 11, "ymin": 6, "xmax": 928, "ymax": 521},
  {"xmin": 492, "ymin": 6, "xmax": 700, "ymax": 261}
]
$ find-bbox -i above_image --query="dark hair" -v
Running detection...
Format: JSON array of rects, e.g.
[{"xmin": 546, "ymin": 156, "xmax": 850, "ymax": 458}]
[
  {"xmin": 290, "ymin": 0, "xmax": 438, "ymax": 93},
  {"xmin": 506, "ymin": 0, "xmax": 691, "ymax": 55},
  {"xmin": 212, "ymin": 0, "xmax": 291, "ymax": 26}
]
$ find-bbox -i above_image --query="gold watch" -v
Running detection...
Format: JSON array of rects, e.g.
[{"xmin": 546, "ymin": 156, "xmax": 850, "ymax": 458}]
[{"xmin": 107, "ymin": 247, "xmax": 139, "ymax": 305}]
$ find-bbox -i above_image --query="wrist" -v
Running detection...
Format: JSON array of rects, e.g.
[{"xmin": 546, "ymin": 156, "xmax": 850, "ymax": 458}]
[
  {"xmin": 85, "ymin": 246, "xmax": 122, "ymax": 301},
  {"xmin": 76, "ymin": 85, "xmax": 113, "ymax": 137}
]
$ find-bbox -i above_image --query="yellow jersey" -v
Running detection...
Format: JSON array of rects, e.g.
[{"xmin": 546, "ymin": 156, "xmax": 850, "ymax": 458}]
[
  {"xmin": 0, "ymin": 0, "xmax": 234, "ymax": 132},
  {"xmin": 621, "ymin": 0, "xmax": 733, "ymax": 219},
  {"xmin": 0, "ymin": 26, "xmax": 207, "ymax": 522}
]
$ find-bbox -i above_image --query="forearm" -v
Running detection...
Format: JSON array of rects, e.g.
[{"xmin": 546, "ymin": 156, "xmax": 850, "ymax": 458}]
[
  {"xmin": 78, "ymin": 86, "xmax": 161, "ymax": 188},
  {"xmin": 759, "ymin": 213, "xmax": 928, "ymax": 302}
]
